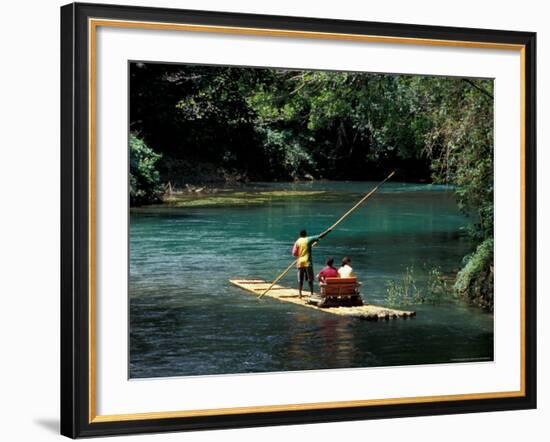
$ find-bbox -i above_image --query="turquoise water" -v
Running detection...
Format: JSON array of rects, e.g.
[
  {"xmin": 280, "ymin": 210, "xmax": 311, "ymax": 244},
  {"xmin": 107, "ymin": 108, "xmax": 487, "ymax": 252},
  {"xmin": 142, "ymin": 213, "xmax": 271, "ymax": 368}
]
[{"xmin": 129, "ymin": 181, "xmax": 494, "ymax": 378}]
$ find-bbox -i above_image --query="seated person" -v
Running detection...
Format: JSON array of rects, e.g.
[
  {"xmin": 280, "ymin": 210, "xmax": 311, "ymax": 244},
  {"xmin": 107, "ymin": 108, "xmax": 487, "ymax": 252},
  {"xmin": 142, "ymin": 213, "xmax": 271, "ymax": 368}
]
[
  {"xmin": 317, "ymin": 257, "xmax": 339, "ymax": 283},
  {"xmin": 338, "ymin": 256, "xmax": 355, "ymax": 278}
]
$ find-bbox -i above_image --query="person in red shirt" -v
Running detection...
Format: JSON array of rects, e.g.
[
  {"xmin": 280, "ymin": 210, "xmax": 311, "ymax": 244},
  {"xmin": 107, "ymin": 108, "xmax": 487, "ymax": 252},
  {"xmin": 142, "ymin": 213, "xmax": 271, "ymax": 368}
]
[{"xmin": 317, "ymin": 257, "xmax": 339, "ymax": 283}]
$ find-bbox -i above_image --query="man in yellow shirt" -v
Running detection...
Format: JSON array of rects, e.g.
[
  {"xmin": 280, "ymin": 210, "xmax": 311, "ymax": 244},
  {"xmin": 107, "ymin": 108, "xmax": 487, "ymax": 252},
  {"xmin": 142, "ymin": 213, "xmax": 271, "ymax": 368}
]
[{"xmin": 292, "ymin": 228, "xmax": 331, "ymax": 298}]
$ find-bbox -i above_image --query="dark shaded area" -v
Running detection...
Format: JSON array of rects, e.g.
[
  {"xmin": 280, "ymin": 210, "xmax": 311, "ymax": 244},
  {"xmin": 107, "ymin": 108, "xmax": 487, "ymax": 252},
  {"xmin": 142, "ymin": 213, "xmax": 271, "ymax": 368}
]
[{"xmin": 130, "ymin": 63, "xmax": 441, "ymax": 185}]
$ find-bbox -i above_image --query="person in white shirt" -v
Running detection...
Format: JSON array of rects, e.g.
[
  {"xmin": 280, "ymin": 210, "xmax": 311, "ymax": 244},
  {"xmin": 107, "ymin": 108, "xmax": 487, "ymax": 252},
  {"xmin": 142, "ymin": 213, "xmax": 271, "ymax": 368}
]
[{"xmin": 338, "ymin": 256, "xmax": 355, "ymax": 278}]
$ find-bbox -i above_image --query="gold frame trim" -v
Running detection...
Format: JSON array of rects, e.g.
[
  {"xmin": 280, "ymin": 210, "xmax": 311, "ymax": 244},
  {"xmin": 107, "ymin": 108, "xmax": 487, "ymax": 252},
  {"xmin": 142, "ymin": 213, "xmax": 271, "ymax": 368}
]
[{"xmin": 88, "ymin": 18, "xmax": 527, "ymax": 424}]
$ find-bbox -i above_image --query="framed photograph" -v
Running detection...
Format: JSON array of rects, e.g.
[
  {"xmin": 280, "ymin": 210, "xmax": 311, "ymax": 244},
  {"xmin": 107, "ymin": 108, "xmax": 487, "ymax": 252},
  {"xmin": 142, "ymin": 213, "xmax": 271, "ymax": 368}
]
[{"xmin": 60, "ymin": 2, "xmax": 536, "ymax": 438}]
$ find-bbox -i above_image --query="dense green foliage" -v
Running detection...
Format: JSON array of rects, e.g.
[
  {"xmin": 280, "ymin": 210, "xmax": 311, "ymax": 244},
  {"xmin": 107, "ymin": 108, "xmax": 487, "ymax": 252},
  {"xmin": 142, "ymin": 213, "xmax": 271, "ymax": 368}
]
[
  {"xmin": 130, "ymin": 64, "xmax": 434, "ymax": 183},
  {"xmin": 416, "ymin": 78, "xmax": 494, "ymax": 241},
  {"xmin": 129, "ymin": 133, "xmax": 163, "ymax": 206},
  {"xmin": 130, "ymin": 62, "xmax": 494, "ymax": 308},
  {"xmin": 455, "ymin": 238, "xmax": 494, "ymax": 311}
]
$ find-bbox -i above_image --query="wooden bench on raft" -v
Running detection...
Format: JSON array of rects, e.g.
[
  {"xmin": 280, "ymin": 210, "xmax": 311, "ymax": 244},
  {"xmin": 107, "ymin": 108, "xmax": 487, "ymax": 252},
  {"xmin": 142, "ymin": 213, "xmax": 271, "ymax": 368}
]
[{"xmin": 307, "ymin": 277, "xmax": 364, "ymax": 308}]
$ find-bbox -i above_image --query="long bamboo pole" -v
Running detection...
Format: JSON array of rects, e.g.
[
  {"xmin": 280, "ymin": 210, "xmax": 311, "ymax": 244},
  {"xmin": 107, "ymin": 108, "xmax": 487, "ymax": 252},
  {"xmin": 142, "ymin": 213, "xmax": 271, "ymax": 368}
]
[{"xmin": 257, "ymin": 171, "xmax": 395, "ymax": 299}]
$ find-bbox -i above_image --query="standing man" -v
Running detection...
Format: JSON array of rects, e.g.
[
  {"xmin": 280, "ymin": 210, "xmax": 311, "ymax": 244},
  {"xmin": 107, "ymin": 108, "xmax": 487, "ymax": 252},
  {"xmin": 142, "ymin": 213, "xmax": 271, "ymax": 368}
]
[{"xmin": 292, "ymin": 228, "xmax": 331, "ymax": 298}]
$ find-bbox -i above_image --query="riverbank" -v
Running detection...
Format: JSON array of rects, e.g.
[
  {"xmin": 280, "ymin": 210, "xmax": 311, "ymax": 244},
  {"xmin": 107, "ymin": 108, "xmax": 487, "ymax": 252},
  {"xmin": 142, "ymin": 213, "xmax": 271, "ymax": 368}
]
[
  {"xmin": 159, "ymin": 183, "xmax": 327, "ymax": 208},
  {"xmin": 157, "ymin": 157, "xmax": 433, "ymax": 189},
  {"xmin": 135, "ymin": 179, "xmax": 442, "ymax": 209}
]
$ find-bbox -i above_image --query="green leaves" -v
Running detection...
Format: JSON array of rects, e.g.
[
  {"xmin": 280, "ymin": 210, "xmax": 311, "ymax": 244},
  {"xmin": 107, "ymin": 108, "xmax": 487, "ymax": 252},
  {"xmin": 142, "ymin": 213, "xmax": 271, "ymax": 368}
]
[
  {"xmin": 129, "ymin": 133, "xmax": 163, "ymax": 206},
  {"xmin": 454, "ymin": 238, "xmax": 494, "ymax": 310}
]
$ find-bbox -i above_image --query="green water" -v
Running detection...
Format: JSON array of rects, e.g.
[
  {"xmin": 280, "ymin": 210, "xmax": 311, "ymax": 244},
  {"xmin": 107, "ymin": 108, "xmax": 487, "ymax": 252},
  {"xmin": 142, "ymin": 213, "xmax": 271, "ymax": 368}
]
[{"xmin": 129, "ymin": 181, "xmax": 493, "ymax": 378}]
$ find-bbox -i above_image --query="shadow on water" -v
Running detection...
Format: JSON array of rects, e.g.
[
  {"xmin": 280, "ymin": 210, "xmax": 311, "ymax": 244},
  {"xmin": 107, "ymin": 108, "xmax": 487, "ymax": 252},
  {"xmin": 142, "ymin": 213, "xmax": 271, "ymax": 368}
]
[{"xmin": 129, "ymin": 181, "xmax": 493, "ymax": 378}]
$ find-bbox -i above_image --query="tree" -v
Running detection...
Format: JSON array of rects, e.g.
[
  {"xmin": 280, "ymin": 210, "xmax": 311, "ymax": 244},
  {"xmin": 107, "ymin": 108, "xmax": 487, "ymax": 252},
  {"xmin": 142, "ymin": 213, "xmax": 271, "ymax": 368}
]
[
  {"xmin": 129, "ymin": 133, "xmax": 163, "ymax": 206},
  {"xmin": 409, "ymin": 77, "xmax": 494, "ymax": 309}
]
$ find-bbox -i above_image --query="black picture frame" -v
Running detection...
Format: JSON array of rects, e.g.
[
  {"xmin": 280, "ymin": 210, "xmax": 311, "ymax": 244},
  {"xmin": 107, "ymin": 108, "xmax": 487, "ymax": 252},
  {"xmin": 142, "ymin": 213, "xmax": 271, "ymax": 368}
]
[{"xmin": 61, "ymin": 2, "xmax": 537, "ymax": 438}]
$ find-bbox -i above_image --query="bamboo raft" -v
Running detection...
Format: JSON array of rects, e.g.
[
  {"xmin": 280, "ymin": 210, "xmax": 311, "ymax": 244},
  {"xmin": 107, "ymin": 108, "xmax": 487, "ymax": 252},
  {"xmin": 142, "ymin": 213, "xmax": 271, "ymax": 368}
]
[{"xmin": 229, "ymin": 278, "xmax": 416, "ymax": 321}]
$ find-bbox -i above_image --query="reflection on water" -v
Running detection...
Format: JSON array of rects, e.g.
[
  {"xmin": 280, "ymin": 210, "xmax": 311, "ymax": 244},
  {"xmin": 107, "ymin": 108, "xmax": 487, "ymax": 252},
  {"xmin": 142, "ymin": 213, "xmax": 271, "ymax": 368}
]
[{"xmin": 129, "ymin": 181, "xmax": 493, "ymax": 378}]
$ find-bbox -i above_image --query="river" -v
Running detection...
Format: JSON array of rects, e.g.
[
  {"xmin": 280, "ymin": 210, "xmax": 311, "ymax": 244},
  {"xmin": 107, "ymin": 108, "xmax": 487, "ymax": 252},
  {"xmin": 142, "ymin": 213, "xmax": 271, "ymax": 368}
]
[{"xmin": 129, "ymin": 181, "xmax": 494, "ymax": 378}]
